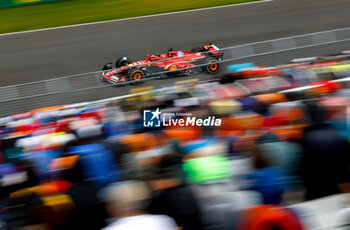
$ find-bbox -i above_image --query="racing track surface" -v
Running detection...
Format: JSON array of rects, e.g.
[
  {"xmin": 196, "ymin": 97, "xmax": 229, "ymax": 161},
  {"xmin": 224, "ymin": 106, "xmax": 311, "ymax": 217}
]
[{"xmin": 1, "ymin": 0, "xmax": 350, "ymax": 88}]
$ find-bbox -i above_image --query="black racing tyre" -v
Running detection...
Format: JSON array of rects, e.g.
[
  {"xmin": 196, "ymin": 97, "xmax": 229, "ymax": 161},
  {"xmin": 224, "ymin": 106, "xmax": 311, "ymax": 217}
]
[
  {"xmin": 127, "ymin": 69, "xmax": 145, "ymax": 85},
  {"xmin": 191, "ymin": 47, "xmax": 204, "ymax": 52},
  {"xmin": 116, "ymin": 57, "xmax": 132, "ymax": 68},
  {"xmin": 205, "ymin": 59, "xmax": 221, "ymax": 74}
]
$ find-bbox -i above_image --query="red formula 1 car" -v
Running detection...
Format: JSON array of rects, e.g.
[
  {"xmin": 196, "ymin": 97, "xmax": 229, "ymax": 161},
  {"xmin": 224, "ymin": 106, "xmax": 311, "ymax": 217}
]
[{"xmin": 101, "ymin": 44, "xmax": 224, "ymax": 85}]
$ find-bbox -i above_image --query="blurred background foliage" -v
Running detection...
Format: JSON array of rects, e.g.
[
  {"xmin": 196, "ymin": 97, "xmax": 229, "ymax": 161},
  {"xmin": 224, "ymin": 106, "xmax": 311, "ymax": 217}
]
[{"xmin": 0, "ymin": 0, "xmax": 258, "ymax": 34}]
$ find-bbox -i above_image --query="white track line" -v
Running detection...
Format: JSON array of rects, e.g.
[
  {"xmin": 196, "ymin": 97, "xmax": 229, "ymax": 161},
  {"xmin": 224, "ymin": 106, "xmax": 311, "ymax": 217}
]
[{"xmin": 0, "ymin": 0, "xmax": 273, "ymax": 37}]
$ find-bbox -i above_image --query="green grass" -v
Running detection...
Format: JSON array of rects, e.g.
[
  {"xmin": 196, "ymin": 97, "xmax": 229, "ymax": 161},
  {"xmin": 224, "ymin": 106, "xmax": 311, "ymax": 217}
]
[{"xmin": 0, "ymin": 0, "xmax": 259, "ymax": 34}]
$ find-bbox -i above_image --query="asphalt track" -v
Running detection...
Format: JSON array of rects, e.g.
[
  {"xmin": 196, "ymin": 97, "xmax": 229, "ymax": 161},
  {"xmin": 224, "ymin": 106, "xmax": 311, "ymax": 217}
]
[{"xmin": 1, "ymin": 0, "xmax": 350, "ymax": 88}]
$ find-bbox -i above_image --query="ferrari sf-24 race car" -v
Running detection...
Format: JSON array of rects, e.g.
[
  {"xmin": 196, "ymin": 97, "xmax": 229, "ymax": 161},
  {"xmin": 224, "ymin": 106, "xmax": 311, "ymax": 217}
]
[{"xmin": 101, "ymin": 44, "xmax": 224, "ymax": 85}]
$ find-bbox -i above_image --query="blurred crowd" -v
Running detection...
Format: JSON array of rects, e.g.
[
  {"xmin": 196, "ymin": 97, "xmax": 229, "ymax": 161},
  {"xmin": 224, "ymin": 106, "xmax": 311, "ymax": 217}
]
[{"xmin": 1, "ymin": 55, "xmax": 350, "ymax": 230}]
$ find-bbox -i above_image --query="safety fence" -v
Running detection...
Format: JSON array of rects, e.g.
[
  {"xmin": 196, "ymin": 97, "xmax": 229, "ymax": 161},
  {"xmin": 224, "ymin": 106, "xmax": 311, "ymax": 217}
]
[{"xmin": 1, "ymin": 27, "xmax": 350, "ymax": 116}]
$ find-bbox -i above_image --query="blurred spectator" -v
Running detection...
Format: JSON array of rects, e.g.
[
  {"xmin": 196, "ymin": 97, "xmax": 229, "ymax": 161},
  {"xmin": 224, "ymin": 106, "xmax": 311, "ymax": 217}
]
[
  {"xmin": 247, "ymin": 142, "xmax": 286, "ymax": 204},
  {"xmin": 235, "ymin": 205, "xmax": 304, "ymax": 230},
  {"xmin": 301, "ymin": 100, "xmax": 350, "ymax": 200},
  {"xmin": 65, "ymin": 125, "xmax": 120, "ymax": 188},
  {"xmin": 148, "ymin": 159, "xmax": 202, "ymax": 230},
  {"xmin": 183, "ymin": 155, "xmax": 261, "ymax": 229},
  {"xmin": 255, "ymin": 134, "xmax": 303, "ymax": 189},
  {"xmin": 101, "ymin": 180, "xmax": 178, "ymax": 230},
  {"xmin": 2, "ymin": 57, "xmax": 350, "ymax": 230},
  {"xmin": 0, "ymin": 193, "xmax": 54, "ymax": 230},
  {"xmin": 63, "ymin": 158, "xmax": 107, "ymax": 230},
  {"xmin": 102, "ymin": 139, "xmax": 140, "ymax": 180},
  {"xmin": 0, "ymin": 159, "xmax": 37, "ymax": 199}
]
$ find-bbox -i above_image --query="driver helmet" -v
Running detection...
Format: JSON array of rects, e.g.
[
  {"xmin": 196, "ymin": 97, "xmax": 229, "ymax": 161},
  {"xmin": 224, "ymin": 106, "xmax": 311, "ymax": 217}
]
[{"xmin": 168, "ymin": 48, "xmax": 174, "ymax": 57}]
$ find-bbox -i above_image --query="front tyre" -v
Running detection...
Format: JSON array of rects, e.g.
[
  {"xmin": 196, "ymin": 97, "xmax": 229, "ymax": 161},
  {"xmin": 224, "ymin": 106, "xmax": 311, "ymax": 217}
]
[
  {"xmin": 205, "ymin": 59, "xmax": 221, "ymax": 74},
  {"xmin": 128, "ymin": 69, "xmax": 144, "ymax": 85}
]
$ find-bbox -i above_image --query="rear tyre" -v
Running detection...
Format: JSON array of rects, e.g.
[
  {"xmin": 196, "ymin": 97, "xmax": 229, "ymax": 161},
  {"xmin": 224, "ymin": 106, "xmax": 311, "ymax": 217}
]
[
  {"xmin": 205, "ymin": 59, "xmax": 221, "ymax": 75},
  {"xmin": 127, "ymin": 69, "xmax": 144, "ymax": 85},
  {"xmin": 116, "ymin": 57, "xmax": 132, "ymax": 68}
]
